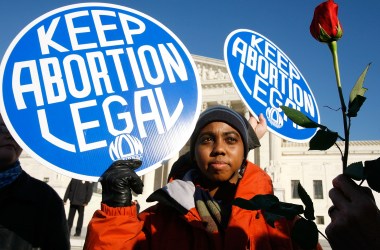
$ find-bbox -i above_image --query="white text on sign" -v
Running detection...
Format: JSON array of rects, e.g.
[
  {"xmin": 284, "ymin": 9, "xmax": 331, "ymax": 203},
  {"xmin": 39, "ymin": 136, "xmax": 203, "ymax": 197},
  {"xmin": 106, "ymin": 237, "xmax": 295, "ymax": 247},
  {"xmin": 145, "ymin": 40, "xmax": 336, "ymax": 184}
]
[
  {"xmin": 10, "ymin": 9, "xmax": 188, "ymax": 153},
  {"xmin": 231, "ymin": 35, "xmax": 316, "ymax": 126}
]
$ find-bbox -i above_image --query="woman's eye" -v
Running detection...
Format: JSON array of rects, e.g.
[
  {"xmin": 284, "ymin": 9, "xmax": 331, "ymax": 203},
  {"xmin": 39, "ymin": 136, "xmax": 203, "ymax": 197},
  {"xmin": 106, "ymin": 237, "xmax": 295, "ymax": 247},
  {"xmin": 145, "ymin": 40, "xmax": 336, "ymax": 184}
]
[
  {"xmin": 226, "ymin": 137, "xmax": 238, "ymax": 143},
  {"xmin": 200, "ymin": 136, "xmax": 213, "ymax": 143}
]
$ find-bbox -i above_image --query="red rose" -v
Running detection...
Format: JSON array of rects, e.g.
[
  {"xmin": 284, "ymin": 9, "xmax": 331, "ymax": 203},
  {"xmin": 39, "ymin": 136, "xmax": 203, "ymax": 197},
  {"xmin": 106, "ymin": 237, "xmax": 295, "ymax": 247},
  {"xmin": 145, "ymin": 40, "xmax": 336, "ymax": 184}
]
[{"xmin": 310, "ymin": 0, "xmax": 343, "ymax": 43}]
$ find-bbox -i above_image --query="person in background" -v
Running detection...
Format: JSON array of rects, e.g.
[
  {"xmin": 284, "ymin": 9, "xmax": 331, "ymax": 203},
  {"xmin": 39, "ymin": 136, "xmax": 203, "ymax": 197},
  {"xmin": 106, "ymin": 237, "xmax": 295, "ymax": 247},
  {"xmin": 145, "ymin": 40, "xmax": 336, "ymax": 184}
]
[
  {"xmin": 0, "ymin": 113, "xmax": 70, "ymax": 249},
  {"xmin": 64, "ymin": 178, "xmax": 94, "ymax": 237},
  {"xmin": 326, "ymin": 172, "xmax": 380, "ymax": 250},
  {"xmin": 84, "ymin": 105, "xmax": 322, "ymax": 250}
]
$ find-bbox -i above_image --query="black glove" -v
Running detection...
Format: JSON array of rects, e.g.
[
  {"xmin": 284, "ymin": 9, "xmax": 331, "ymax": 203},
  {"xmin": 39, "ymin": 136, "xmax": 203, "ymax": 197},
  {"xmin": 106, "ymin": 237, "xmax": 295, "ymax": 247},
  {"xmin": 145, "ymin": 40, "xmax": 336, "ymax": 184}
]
[{"xmin": 100, "ymin": 159, "xmax": 144, "ymax": 207}]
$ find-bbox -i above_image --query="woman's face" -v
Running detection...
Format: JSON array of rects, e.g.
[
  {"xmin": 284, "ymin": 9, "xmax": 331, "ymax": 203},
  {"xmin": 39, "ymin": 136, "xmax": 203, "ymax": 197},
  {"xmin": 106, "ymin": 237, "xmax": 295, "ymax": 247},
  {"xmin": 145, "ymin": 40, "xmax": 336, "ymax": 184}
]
[{"xmin": 194, "ymin": 121, "xmax": 245, "ymax": 184}]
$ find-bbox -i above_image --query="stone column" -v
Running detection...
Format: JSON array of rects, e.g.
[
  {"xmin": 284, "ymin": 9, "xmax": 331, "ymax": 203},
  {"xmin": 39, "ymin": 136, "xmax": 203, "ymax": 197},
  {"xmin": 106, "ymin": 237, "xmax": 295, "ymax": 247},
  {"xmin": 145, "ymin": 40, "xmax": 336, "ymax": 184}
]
[
  {"xmin": 202, "ymin": 102, "xmax": 208, "ymax": 111},
  {"xmin": 142, "ymin": 170, "xmax": 155, "ymax": 196}
]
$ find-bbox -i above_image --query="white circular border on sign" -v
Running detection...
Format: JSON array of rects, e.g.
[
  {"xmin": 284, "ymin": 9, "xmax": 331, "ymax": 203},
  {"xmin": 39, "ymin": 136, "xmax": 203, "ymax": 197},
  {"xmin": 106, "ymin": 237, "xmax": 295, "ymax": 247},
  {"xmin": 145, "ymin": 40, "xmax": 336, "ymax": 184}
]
[{"xmin": 0, "ymin": 2, "xmax": 202, "ymax": 181}]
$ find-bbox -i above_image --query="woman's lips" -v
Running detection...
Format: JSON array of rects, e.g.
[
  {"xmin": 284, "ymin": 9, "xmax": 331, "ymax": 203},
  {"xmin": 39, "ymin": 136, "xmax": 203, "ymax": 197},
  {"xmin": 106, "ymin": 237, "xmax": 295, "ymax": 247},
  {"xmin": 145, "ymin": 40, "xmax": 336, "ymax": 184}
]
[{"xmin": 209, "ymin": 161, "xmax": 229, "ymax": 170}]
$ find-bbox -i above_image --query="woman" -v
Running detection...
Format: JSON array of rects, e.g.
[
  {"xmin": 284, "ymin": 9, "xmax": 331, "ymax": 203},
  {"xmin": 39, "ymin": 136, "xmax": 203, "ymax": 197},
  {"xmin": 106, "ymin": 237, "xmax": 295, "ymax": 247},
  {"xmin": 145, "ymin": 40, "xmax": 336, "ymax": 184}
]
[{"xmin": 84, "ymin": 105, "xmax": 320, "ymax": 249}]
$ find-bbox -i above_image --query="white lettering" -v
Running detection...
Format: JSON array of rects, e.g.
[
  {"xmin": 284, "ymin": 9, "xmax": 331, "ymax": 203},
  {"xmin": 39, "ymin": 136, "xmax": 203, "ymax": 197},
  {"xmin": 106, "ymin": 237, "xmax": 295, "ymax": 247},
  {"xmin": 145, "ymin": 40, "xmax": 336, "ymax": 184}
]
[
  {"xmin": 246, "ymin": 46, "xmax": 258, "ymax": 71},
  {"xmin": 37, "ymin": 109, "xmax": 75, "ymax": 152},
  {"xmin": 155, "ymin": 87, "xmax": 183, "ymax": 131},
  {"xmin": 12, "ymin": 60, "xmax": 44, "ymax": 109},
  {"xmin": 134, "ymin": 89, "xmax": 165, "ymax": 138},
  {"xmin": 238, "ymin": 62, "xmax": 252, "ymax": 95},
  {"xmin": 293, "ymin": 83, "xmax": 303, "ymax": 107},
  {"xmin": 86, "ymin": 51, "xmax": 114, "ymax": 95},
  {"xmin": 102, "ymin": 95, "xmax": 133, "ymax": 136},
  {"xmin": 158, "ymin": 43, "xmax": 188, "ymax": 82},
  {"xmin": 109, "ymin": 134, "xmax": 143, "ymax": 160},
  {"xmin": 39, "ymin": 57, "xmax": 67, "ymax": 104},
  {"xmin": 63, "ymin": 54, "xmax": 92, "ymax": 98},
  {"xmin": 126, "ymin": 47, "xmax": 144, "ymax": 88},
  {"xmin": 252, "ymin": 75, "xmax": 268, "ymax": 107},
  {"xmin": 106, "ymin": 49, "xmax": 129, "ymax": 91},
  {"xmin": 118, "ymin": 12, "xmax": 146, "ymax": 45},
  {"xmin": 231, "ymin": 37, "xmax": 247, "ymax": 63},
  {"xmin": 289, "ymin": 62, "xmax": 300, "ymax": 80},
  {"xmin": 92, "ymin": 10, "xmax": 124, "ymax": 47},
  {"xmin": 277, "ymin": 50, "xmax": 289, "ymax": 76},
  {"xmin": 65, "ymin": 11, "xmax": 98, "ymax": 51},
  {"xmin": 269, "ymin": 87, "xmax": 283, "ymax": 108},
  {"xmin": 264, "ymin": 42, "xmax": 276, "ymax": 65},
  {"xmin": 37, "ymin": 17, "xmax": 69, "ymax": 55},
  {"xmin": 250, "ymin": 35, "xmax": 263, "ymax": 55},
  {"xmin": 138, "ymin": 45, "xmax": 165, "ymax": 85},
  {"xmin": 70, "ymin": 100, "xmax": 107, "ymax": 152},
  {"xmin": 304, "ymin": 92, "xmax": 315, "ymax": 118},
  {"xmin": 278, "ymin": 70, "xmax": 288, "ymax": 95},
  {"xmin": 257, "ymin": 55, "xmax": 269, "ymax": 79},
  {"xmin": 268, "ymin": 63, "xmax": 278, "ymax": 87}
]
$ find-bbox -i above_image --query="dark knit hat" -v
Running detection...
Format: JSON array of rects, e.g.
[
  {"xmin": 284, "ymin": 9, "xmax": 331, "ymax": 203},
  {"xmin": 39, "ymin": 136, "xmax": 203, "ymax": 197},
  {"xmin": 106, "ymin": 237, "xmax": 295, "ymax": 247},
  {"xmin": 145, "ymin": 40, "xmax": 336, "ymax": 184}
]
[{"xmin": 190, "ymin": 105, "xmax": 260, "ymax": 159}]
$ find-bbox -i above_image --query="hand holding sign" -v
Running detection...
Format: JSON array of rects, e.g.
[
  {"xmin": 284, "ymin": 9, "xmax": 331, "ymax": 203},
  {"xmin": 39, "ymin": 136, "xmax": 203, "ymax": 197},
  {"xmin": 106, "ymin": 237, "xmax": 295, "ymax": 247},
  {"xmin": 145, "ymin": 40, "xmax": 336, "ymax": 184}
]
[
  {"xmin": 100, "ymin": 159, "xmax": 143, "ymax": 207},
  {"xmin": 248, "ymin": 113, "xmax": 267, "ymax": 140}
]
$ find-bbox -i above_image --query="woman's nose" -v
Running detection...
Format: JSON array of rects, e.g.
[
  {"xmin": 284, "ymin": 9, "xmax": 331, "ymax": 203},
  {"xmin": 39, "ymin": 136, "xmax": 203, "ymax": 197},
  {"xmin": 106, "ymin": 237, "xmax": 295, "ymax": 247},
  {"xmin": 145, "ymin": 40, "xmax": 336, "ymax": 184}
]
[{"xmin": 211, "ymin": 138, "xmax": 226, "ymax": 155}]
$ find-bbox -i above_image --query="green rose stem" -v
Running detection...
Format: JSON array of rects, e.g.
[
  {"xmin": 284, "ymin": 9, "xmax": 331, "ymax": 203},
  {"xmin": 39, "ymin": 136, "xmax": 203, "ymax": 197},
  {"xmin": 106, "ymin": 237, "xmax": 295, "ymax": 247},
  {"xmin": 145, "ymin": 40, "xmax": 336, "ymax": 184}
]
[{"xmin": 328, "ymin": 40, "xmax": 349, "ymax": 171}]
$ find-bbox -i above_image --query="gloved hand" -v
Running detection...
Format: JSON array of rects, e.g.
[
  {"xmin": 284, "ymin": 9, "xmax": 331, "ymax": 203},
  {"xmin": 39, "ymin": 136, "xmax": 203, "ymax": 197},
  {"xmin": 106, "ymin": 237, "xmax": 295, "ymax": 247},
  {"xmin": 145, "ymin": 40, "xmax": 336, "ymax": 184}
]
[{"xmin": 100, "ymin": 159, "xmax": 144, "ymax": 207}]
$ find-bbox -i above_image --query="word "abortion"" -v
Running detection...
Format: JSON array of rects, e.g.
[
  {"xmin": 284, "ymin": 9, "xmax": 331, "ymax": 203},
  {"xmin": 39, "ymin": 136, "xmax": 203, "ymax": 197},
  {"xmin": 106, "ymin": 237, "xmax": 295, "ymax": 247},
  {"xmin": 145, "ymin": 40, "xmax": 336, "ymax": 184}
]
[
  {"xmin": 10, "ymin": 9, "xmax": 188, "ymax": 152},
  {"xmin": 231, "ymin": 35, "xmax": 317, "ymax": 124}
]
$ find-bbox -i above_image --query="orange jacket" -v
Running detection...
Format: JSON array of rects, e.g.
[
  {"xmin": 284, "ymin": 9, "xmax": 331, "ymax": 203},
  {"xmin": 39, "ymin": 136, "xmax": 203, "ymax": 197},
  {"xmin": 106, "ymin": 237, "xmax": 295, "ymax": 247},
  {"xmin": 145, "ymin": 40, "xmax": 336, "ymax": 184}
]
[{"xmin": 84, "ymin": 162, "xmax": 322, "ymax": 250}]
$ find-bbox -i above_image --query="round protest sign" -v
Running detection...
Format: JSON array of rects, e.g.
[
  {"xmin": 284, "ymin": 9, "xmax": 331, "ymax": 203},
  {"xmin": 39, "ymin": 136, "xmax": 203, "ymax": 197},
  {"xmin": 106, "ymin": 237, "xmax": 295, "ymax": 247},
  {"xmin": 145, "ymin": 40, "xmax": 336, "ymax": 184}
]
[
  {"xmin": 0, "ymin": 3, "xmax": 201, "ymax": 181},
  {"xmin": 224, "ymin": 29, "xmax": 320, "ymax": 142}
]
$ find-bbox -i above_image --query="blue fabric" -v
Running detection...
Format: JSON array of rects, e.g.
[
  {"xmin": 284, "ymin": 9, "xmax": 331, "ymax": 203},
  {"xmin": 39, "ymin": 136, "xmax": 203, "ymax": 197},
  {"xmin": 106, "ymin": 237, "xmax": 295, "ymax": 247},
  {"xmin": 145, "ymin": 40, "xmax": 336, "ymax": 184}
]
[{"xmin": 0, "ymin": 161, "xmax": 22, "ymax": 189}]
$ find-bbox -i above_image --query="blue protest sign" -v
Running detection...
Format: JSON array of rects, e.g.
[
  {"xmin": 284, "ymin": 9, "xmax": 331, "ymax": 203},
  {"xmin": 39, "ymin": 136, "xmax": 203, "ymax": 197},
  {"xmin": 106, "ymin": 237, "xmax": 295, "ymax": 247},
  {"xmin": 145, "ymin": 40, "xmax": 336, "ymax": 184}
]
[
  {"xmin": 0, "ymin": 3, "xmax": 201, "ymax": 181},
  {"xmin": 224, "ymin": 29, "xmax": 320, "ymax": 142}
]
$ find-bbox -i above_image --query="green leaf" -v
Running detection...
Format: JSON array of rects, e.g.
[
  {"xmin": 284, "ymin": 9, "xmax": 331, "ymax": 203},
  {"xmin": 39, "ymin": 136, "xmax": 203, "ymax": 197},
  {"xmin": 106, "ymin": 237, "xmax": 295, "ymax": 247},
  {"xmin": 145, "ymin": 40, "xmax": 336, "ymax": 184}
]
[
  {"xmin": 309, "ymin": 130, "xmax": 338, "ymax": 150},
  {"xmin": 291, "ymin": 218, "xmax": 319, "ymax": 250},
  {"xmin": 260, "ymin": 201, "xmax": 304, "ymax": 228},
  {"xmin": 250, "ymin": 194, "xmax": 280, "ymax": 208},
  {"xmin": 232, "ymin": 198, "xmax": 260, "ymax": 210},
  {"xmin": 280, "ymin": 106, "xmax": 322, "ymax": 128},
  {"xmin": 344, "ymin": 161, "xmax": 364, "ymax": 181},
  {"xmin": 364, "ymin": 158, "xmax": 380, "ymax": 192},
  {"xmin": 348, "ymin": 63, "xmax": 370, "ymax": 117},
  {"xmin": 348, "ymin": 95, "xmax": 366, "ymax": 117},
  {"xmin": 297, "ymin": 183, "xmax": 315, "ymax": 221},
  {"xmin": 233, "ymin": 195, "xmax": 304, "ymax": 228},
  {"xmin": 232, "ymin": 194, "xmax": 279, "ymax": 211},
  {"xmin": 262, "ymin": 211, "xmax": 284, "ymax": 228},
  {"xmin": 272, "ymin": 201, "xmax": 304, "ymax": 219},
  {"xmin": 349, "ymin": 63, "xmax": 370, "ymax": 104}
]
